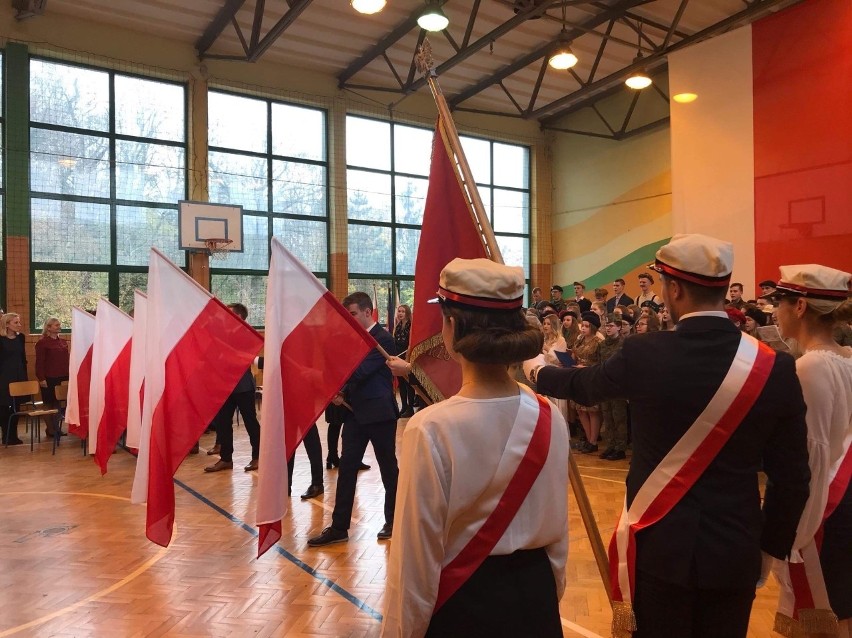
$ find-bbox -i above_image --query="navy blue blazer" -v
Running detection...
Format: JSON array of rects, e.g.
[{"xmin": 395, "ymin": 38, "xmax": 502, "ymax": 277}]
[
  {"xmin": 342, "ymin": 324, "xmax": 398, "ymax": 425},
  {"xmin": 606, "ymin": 293, "xmax": 634, "ymax": 313},
  {"xmin": 537, "ymin": 315, "xmax": 811, "ymax": 589}
]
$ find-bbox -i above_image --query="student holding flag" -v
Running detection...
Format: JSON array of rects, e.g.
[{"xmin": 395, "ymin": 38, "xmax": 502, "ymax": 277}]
[
  {"xmin": 382, "ymin": 258, "xmax": 569, "ymax": 637},
  {"xmin": 525, "ymin": 234, "xmax": 811, "ymax": 638}
]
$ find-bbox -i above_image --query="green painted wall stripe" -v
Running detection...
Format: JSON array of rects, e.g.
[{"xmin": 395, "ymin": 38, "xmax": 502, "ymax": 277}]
[
  {"xmin": 5, "ymin": 42, "xmax": 31, "ymax": 238},
  {"xmin": 580, "ymin": 238, "xmax": 671, "ymax": 290}
]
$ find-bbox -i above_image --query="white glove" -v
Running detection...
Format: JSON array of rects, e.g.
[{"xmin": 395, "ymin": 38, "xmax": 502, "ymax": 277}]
[
  {"xmin": 756, "ymin": 551, "xmax": 775, "ymax": 588},
  {"xmin": 522, "ymin": 354, "xmax": 547, "ymax": 383}
]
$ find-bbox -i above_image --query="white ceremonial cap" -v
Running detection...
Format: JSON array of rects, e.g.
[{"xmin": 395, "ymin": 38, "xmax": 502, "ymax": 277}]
[
  {"xmin": 770, "ymin": 264, "xmax": 851, "ymax": 301},
  {"xmin": 430, "ymin": 258, "xmax": 525, "ymax": 311},
  {"xmin": 649, "ymin": 233, "xmax": 733, "ymax": 287}
]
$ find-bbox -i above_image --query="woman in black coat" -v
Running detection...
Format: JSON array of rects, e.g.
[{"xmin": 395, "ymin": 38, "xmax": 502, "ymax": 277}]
[{"xmin": 0, "ymin": 313, "xmax": 28, "ymax": 445}]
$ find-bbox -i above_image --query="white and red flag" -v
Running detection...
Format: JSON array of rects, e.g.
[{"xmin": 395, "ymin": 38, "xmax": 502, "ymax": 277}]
[
  {"xmin": 408, "ymin": 115, "xmax": 489, "ymax": 401},
  {"xmin": 125, "ymin": 290, "xmax": 147, "ymax": 451},
  {"xmin": 256, "ymin": 237, "xmax": 377, "ymax": 557},
  {"xmin": 65, "ymin": 307, "xmax": 96, "ymax": 440},
  {"xmin": 131, "ymin": 248, "xmax": 263, "ymax": 547},
  {"xmin": 89, "ymin": 298, "xmax": 133, "ymax": 475}
]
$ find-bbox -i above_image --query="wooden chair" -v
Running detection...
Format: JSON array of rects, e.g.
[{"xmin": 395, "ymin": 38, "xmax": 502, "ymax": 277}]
[{"xmin": 5, "ymin": 381, "xmax": 59, "ymax": 451}]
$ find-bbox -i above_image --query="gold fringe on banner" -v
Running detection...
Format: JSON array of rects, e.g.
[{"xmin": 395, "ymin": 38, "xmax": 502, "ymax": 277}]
[
  {"xmin": 774, "ymin": 609, "xmax": 839, "ymax": 638},
  {"xmin": 611, "ymin": 601, "xmax": 637, "ymax": 638},
  {"xmin": 409, "ymin": 333, "xmax": 449, "ymax": 404}
]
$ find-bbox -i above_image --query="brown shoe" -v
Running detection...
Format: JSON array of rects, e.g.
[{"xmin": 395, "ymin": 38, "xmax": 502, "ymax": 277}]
[
  {"xmin": 244, "ymin": 459, "xmax": 258, "ymax": 472},
  {"xmin": 207, "ymin": 444, "xmax": 221, "ymax": 456},
  {"xmin": 204, "ymin": 460, "xmax": 233, "ymax": 473}
]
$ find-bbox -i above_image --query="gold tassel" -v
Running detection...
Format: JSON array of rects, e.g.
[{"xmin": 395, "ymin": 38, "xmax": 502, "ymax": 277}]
[
  {"xmin": 774, "ymin": 612, "xmax": 806, "ymax": 638},
  {"xmin": 774, "ymin": 610, "xmax": 839, "ymax": 638},
  {"xmin": 611, "ymin": 601, "xmax": 637, "ymax": 638},
  {"xmin": 799, "ymin": 608, "xmax": 839, "ymax": 636},
  {"xmin": 409, "ymin": 335, "xmax": 451, "ymax": 403}
]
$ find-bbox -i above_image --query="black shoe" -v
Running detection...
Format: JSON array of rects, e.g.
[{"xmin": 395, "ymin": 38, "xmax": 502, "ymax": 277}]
[
  {"xmin": 244, "ymin": 459, "xmax": 258, "ymax": 472},
  {"xmin": 326, "ymin": 456, "xmax": 340, "ymax": 470},
  {"xmin": 377, "ymin": 523, "xmax": 393, "ymax": 540},
  {"xmin": 189, "ymin": 443, "xmax": 200, "ymax": 455},
  {"xmin": 599, "ymin": 447, "xmax": 615, "ymax": 459},
  {"xmin": 308, "ymin": 526, "xmax": 348, "ymax": 547},
  {"xmin": 6, "ymin": 438, "xmax": 23, "ymax": 446},
  {"xmin": 300, "ymin": 484, "xmax": 324, "ymax": 500},
  {"xmin": 358, "ymin": 462, "xmax": 371, "ymax": 471},
  {"xmin": 398, "ymin": 409, "xmax": 414, "ymax": 418},
  {"xmin": 606, "ymin": 450, "xmax": 627, "ymax": 461}
]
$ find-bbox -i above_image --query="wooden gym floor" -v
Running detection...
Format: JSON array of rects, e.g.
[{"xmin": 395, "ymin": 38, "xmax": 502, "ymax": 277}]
[{"xmin": 0, "ymin": 418, "xmax": 781, "ymax": 637}]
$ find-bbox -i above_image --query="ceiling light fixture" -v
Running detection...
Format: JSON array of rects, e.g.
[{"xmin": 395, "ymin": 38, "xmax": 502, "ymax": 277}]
[
  {"xmin": 417, "ymin": 1, "xmax": 449, "ymax": 32},
  {"xmin": 548, "ymin": 4, "xmax": 578, "ymax": 70},
  {"xmin": 673, "ymin": 92, "xmax": 698, "ymax": 103},
  {"xmin": 350, "ymin": 0, "xmax": 386, "ymax": 14},
  {"xmin": 625, "ymin": 20, "xmax": 652, "ymax": 90}
]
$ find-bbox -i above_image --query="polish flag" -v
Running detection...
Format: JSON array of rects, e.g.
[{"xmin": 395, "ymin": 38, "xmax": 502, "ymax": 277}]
[
  {"xmin": 256, "ymin": 237, "xmax": 378, "ymax": 557},
  {"xmin": 371, "ymin": 283, "xmax": 380, "ymax": 324},
  {"xmin": 132, "ymin": 248, "xmax": 263, "ymax": 547},
  {"xmin": 65, "ymin": 307, "xmax": 96, "ymax": 439},
  {"xmin": 89, "ymin": 298, "xmax": 133, "ymax": 475},
  {"xmin": 125, "ymin": 291, "xmax": 147, "ymax": 452}
]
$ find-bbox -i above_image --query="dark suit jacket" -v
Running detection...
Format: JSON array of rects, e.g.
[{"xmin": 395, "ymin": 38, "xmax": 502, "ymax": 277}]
[
  {"xmin": 537, "ymin": 315, "xmax": 810, "ymax": 589},
  {"xmin": 606, "ymin": 293, "xmax": 634, "ymax": 313},
  {"xmin": 342, "ymin": 324, "xmax": 398, "ymax": 425},
  {"xmin": 574, "ymin": 297, "xmax": 592, "ymax": 313}
]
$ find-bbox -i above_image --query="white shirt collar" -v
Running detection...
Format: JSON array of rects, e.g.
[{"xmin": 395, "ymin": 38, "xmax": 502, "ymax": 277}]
[
  {"xmin": 366, "ymin": 321, "xmax": 378, "ymax": 332},
  {"xmin": 678, "ymin": 311, "xmax": 729, "ymax": 321}
]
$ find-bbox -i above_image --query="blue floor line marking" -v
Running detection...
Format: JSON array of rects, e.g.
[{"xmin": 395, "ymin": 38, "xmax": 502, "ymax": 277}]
[{"xmin": 173, "ymin": 477, "xmax": 383, "ymax": 622}]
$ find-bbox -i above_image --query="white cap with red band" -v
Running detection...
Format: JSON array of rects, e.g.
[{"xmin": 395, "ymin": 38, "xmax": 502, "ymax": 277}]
[
  {"xmin": 772, "ymin": 264, "xmax": 851, "ymax": 300},
  {"xmin": 429, "ymin": 257, "xmax": 525, "ymax": 311},
  {"xmin": 648, "ymin": 233, "xmax": 734, "ymax": 287}
]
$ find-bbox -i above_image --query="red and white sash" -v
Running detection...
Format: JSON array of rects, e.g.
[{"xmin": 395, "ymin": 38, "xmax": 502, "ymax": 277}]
[
  {"xmin": 609, "ymin": 334, "xmax": 776, "ymax": 637},
  {"xmin": 433, "ymin": 388, "xmax": 552, "ymax": 612},
  {"xmin": 774, "ymin": 437, "xmax": 852, "ymax": 638}
]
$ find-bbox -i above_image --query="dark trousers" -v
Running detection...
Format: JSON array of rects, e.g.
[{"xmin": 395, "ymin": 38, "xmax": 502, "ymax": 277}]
[
  {"xmin": 0, "ymin": 404, "xmax": 20, "ymax": 443},
  {"xmin": 331, "ymin": 418, "xmax": 398, "ymax": 531},
  {"xmin": 214, "ymin": 390, "xmax": 261, "ymax": 463},
  {"xmin": 398, "ymin": 376, "xmax": 416, "ymax": 411},
  {"xmin": 633, "ymin": 570, "xmax": 755, "ymax": 638},
  {"xmin": 426, "ymin": 548, "xmax": 562, "ymax": 638},
  {"xmin": 42, "ymin": 375, "xmax": 69, "ymax": 408},
  {"xmin": 601, "ymin": 398, "xmax": 628, "ymax": 452},
  {"xmin": 287, "ymin": 424, "xmax": 324, "ymax": 491},
  {"xmin": 325, "ymin": 404, "xmax": 346, "ymax": 463}
]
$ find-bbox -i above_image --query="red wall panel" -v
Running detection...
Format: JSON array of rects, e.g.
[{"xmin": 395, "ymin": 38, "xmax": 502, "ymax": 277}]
[{"xmin": 753, "ymin": 0, "xmax": 852, "ymax": 283}]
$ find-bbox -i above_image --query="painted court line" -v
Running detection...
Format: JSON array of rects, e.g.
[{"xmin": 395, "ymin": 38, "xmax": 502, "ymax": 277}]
[{"xmin": 174, "ymin": 478, "xmax": 382, "ymax": 621}]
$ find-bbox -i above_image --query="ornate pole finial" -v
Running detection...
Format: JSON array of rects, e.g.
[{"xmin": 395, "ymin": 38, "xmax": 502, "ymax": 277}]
[{"xmin": 415, "ymin": 39, "xmax": 435, "ymax": 76}]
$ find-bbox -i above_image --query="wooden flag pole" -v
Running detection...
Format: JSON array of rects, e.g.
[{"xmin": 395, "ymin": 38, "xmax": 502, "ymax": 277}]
[
  {"xmin": 415, "ymin": 41, "xmax": 502, "ymax": 264},
  {"xmin": 416, "ymin": 38, "xmax": 613, "ymax": 605}
]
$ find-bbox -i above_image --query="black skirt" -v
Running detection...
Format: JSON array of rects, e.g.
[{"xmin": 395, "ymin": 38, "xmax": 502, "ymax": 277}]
[
  {"xmin": 426, "ymin": 547, "xmax": 562, "ymax": 638},
  {"xmin": 822, "ymin": 480, "xmax": 852, "ymax": 619}
]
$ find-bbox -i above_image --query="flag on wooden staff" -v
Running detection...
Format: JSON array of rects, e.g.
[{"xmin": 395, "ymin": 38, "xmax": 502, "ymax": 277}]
[
  {"xmin": 408, "ymin": 115, "xmax": 489, "ymax": 401},
  {"xmin": 256, "ymin": 237, "xmax": 378, "ymax": 557},
  {"xmin": 89, "ymin": 298, "xmax": 133, "ymax": 475},
  {"xmin": 131, "ymin": 248, "xmax": 263, "ymax": 547},
  {"xmin": 125, "ymin": 290, "xmax": 147, "ymax": 452},
  {"xmin": 65, "ymin": 307, "xmax": 96, "ymax": 440}
]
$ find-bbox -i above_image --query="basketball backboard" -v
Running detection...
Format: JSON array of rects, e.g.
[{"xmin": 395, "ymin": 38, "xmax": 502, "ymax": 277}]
[{"xmin": 178, "ymin": 201, "xmax": 244, "ymax": 252}]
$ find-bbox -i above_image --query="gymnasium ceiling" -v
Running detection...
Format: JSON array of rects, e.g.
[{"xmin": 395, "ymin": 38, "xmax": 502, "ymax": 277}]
[{"xmin": 37, "ymin": 0, "xmax": 802, "ymax": 138}]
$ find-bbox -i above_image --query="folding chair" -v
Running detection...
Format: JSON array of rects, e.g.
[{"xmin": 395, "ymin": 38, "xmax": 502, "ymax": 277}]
[{"xmin": 5, "ymin": 381, "xmax": 59, "ymax": 451}]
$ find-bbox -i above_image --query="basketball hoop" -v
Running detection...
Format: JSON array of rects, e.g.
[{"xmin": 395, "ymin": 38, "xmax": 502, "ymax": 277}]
[{"xmin": 203, "ymin": 238, "xmax": 233, "ymax": 260}]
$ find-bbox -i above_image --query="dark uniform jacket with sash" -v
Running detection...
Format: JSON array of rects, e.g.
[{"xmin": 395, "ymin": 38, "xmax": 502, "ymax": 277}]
[{"xmin": 537, "ymin": 315, "xmax": 811, "ymax": 589}]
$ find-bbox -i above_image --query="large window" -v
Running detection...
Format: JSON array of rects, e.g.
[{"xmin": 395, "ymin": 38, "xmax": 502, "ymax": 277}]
[
  {"xmin": 207, "ymin": 90, "xmax": 328, "ymax": 323},
  {"xmin": 345, "ymin": 115, "xmax": 530, "ymax": 316},
  {"xmin": 29, "ymin": 59, "xmax": 186, "ymax": 327}
]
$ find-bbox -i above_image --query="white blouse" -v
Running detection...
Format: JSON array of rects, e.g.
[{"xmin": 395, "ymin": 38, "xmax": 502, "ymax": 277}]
[
  {"xmin": 381, "ymin": 388, "xmax": 570, "ymax": 638},
  {"xmin": 792, "ymin": 348, "xmax": 852, "ymax": 551}
]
